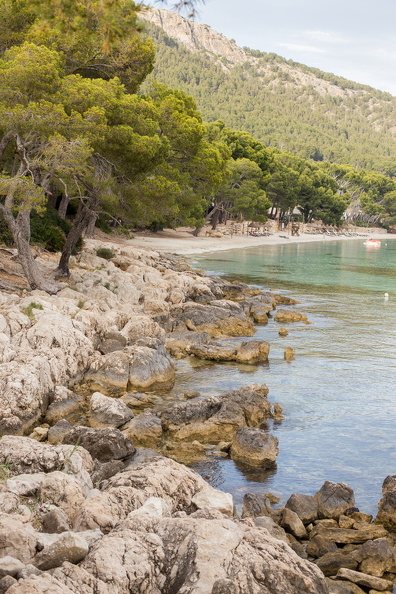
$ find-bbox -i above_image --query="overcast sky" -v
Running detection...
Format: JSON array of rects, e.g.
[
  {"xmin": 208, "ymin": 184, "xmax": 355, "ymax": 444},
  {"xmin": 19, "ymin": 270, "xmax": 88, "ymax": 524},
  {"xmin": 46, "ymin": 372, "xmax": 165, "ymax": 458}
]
[{"xmin": 188, "ymin": 0, "xmax": 396, "ymax": 96}]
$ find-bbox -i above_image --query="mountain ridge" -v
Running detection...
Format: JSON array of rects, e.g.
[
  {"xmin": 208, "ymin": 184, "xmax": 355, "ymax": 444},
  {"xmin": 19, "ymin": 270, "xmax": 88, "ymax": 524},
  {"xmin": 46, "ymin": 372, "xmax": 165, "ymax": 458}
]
[{"xmin": 140, "ymin": 7, "xmax": 396, "ymax": 174}]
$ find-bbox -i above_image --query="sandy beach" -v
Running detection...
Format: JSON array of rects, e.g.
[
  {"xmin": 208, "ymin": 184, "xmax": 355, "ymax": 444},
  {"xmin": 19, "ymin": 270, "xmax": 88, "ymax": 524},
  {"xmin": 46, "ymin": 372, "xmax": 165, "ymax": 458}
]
[{"xmin": 128, "ymin": 227, "xmax": 388, "ymax": 255}]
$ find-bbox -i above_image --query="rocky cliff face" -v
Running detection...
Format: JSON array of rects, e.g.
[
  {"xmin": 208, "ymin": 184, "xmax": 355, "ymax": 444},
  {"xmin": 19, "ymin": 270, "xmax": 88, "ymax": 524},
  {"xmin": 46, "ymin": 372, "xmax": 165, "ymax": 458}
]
[{"xmin": 140, "ymin": 7, "xmax": 248, "ymax": 67}]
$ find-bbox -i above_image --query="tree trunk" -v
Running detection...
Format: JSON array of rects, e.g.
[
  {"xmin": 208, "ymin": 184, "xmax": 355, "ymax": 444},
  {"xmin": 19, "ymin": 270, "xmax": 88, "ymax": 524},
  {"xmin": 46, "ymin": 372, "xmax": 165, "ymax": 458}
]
[
  {"xmin": 84, "ymin": 211, "xmax": 97, "ymax": 238},
  {"xmin": 58, "ymin": 195, "xmax": 70, "ymax": 219},
  {"xmin": 57, "ymin": 199, "xmax": 98, "ymax": 276},
  {"xmin": 211, "ymin": 208, "xmax": 220, "ymax": 230},
  {"xmin": 0, "ymin": 205, "xmax": 60, "ymax": 294},
  {"xmin": 192, "ymin": 225, "xmax": 203, "ymax": 237}
]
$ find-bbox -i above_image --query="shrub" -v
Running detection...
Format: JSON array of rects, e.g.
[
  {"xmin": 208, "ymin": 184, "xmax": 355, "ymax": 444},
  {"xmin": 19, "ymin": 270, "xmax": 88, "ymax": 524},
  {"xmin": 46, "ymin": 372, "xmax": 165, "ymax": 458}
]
[{"xmin": 96, "ymin": 247, "xmax": 114, "ymax": 260}]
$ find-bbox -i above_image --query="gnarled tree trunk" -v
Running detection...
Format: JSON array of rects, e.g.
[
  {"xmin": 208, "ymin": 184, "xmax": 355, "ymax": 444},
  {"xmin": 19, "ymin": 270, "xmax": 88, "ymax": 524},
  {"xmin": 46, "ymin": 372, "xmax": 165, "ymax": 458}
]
[
  {"xmin": 57, "ymin": 198, "xmax": 98, "ymax": 276},
  {"xmin": 0, "ymin": 205, "xmax": 60, "ymax": 294}
]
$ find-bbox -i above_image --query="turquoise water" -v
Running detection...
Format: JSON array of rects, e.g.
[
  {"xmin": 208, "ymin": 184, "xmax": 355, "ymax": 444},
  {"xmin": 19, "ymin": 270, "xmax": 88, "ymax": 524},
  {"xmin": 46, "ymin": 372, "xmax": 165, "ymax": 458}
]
[{"xmin": 181, "ymin": 239, "xmax": 396, "ymax": 515}]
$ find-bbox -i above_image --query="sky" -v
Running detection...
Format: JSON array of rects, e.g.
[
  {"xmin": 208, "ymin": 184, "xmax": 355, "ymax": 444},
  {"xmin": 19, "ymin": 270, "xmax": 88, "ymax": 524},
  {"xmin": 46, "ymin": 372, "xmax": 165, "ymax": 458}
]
[{"xmin": 181, "ymin": 0, "xmax": 396, "ymax": 96}]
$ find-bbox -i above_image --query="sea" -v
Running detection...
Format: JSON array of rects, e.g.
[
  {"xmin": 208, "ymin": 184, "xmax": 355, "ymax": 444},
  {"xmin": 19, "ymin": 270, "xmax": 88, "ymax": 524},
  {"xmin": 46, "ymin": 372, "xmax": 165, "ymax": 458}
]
[{"xmin": 169, "ymin": 238, "xmax": 396, "ymax": 516}]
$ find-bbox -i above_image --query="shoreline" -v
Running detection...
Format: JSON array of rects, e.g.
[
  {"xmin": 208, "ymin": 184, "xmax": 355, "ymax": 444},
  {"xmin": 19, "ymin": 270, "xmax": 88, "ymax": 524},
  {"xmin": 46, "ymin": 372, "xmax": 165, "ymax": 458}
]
[{"xmin": 127, "ymin": 228, "xmax": 390, "ymax": 256}]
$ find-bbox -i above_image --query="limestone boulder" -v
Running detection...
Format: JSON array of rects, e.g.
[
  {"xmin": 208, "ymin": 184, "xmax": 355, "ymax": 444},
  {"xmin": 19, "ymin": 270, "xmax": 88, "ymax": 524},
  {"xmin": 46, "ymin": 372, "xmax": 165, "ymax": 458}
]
[
  {"xmin": 191, "ymin": 486, "xmax": 234, "ymax": 517},
  {"xmin": 6, "ymin": 473, "xmax": 46, "ymax": 496},
  {"xmin": 254, "ymin": 516, "xmax": 289, "ymax": 543},
  {"xmin": 159, "ymin": 385, "xmax": 273, "ymax": 443},
  {"xmin": 306, "ymin": 534, "xmax": 339, "ymax": 558},
  {"xmin": 121, "ymin": 412, "xmax": 162, "ymax": 447},
  {"xmin": 316, "ymin": 481, "xmax": 356, "ymax": 519},
  {"xmin": 235, "ymin": 340, "xmax": 270, "ymax": 364},
  {"xmin": 39, "ymin": 471, "xmax": 87, "ymax": 522},
  {"xmin": 242, "ymin": 493, "xmax": 273, "ymax": 518},
  {"xmin": 45, "ymin": 387, "xmax": 84, "ymax": 424},
  {"xmin": 32, "ymin": 532, "xmax": 89, "ymax": 571},
  {"xmin": 376, "ymin": 475, "xmax": 396, "ymax": 529},
  {"xmin": 275, "ymin": 309, "xmax": 309, "ymax": 323},
  {"xmin": 120, "ymin": 315, "xmax": 165, "ymax": 343},
  {"xmin": 0, "ymin": 437, "xmax": 94, "ymax": 489},
  {"xmin": 73, "ymin": 456, "xmax": 225, "ymax": 532},
  {"xmin": 286, "ymin": 493, "xmax": 319, "ymax": 524},
  {"xmin": 42, "ymin": 508, "xmax": 71, "ymax": 534},
  {"xmin": 47, "ymin": 420, "xmax": 74, "ymax": 445},
  {"xmin": 62, "ymin": 427, "xmax": 135, "ymax": 463},
  {"xmin": 165, "ymin": 330, "xmax": 212, "ymax": 358},
  {"xmin": 357, "ymin": 538, "xmax": 395, "ymax": 577},
  {"xmin": 6, "ymin": 573, "xmax": 76, "ymax": 593},
  {"xmin": 189, "ymin": 343, "xmax": 238, "ymax": 361},
  {"xmin": 0, "ymin": 516, "xmax": 36, "ymax": 563},
  {"xmin": 281, "ymin": 508, "xmax": 308, "ymax": 539},
  {"xmin": 168, "ymin": 300, "xmax": 256, "ymax": 338},
  {"xmin": 309, "ymin": 524, "xmax": 388, "ymax": 544},
  {"xmin": 0, "ymin": 556, "xmax": 25, "ymax": 579},
  {"xmin": 315, "ymin": 552, "xmax": 358, "ymax": 576},
  {"xmin": 89, "ymin": 392, "xmax": 134, "ymax": 428},
  {"xmin": 336, "ymin": 567, "xmax": 393, "ymax": 591},
  {"xmin": 80, "ymin": 512, "xmax": 328, "ymax": 594},
  {"xmin": 230, "ymin": 427, "xmax": 279, "ymax": 467},
  {"xmin": 82, "ymin": 344, "xmax": 175, "ymax": 394}
]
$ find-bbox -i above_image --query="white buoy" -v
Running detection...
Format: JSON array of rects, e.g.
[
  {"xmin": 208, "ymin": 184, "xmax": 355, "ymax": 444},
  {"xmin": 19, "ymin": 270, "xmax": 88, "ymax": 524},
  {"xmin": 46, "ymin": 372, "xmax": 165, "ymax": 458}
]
[{"xmin": 384, "ymin": 293, "xmax": 389, "ymax": 301}]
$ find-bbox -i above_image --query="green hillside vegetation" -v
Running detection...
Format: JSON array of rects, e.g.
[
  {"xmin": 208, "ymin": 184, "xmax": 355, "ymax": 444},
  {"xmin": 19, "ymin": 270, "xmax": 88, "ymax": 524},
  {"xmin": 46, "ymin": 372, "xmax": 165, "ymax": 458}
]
[
  {"xmin": 141, "ymin": 22, "xmax": 396, "ymax": 176},
  {"xmin": 1, "ymin": 0, "xmax": 396, "ymax": 294}
]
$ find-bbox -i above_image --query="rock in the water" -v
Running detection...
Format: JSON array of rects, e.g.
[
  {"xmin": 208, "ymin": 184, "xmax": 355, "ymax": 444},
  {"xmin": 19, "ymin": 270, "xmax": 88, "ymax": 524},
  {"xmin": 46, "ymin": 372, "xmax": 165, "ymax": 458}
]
[
  {"xmin": 89, "ymin": 391, "xmax": 134, "ymax": 428},
  {"xmin": 230, "ymin": 427, "xmax": 279, "ymax": 467},
  {"xmin": 284, "ymin": 346, "xmax": 295, "ymax": 361},
  {"xmin": 165, "ymin": 330, "xmax": 212, "ymax": 358},
  {"xmin": 235, "ymin": 340, "xmax": 270, "ymax": 364},
  {"xmin": 376, "ymin": 475, "xmax": 396, "ymax": 529},
  {"xmin": 275, "ymin": 309, "xmax": 309, "ymax": 323},
  {"xmin": 316, "ymin": 481, "xmax": 356, "ymax": 519},
  {"xmin": 160, "ymin": 384, "xmax": 273, "ymax": 443},
  {"xmin": 122, "ymin": 412, "xmax": 162, "ymax": 447}
]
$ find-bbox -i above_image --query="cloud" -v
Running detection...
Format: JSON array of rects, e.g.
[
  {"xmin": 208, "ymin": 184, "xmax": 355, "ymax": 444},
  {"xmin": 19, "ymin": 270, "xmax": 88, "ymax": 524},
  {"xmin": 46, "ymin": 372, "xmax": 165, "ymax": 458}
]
[
  {"xmin": 303, "ymin": 30, "xmax": 347, "ymax": 44},
  {"xmin": 277, "ymin": 42, "xmax": 326, "ymax": 54}
]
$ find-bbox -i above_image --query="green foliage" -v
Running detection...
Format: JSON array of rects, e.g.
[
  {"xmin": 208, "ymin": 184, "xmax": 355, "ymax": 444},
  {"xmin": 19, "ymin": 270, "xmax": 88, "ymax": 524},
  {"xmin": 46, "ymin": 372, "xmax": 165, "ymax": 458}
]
[
  {"xmin": 96, "ymin": 247, "xmax": 114, "ymax": 260},
  {"xmin": 21, "ymin": 301, "xmax": 43, "ymax": 319},
  {"xmin": 29, "ymin": 208, "xmax": 82, "ymax": 253},
  {"xmin": 142, "ymin": 21, "xmax": 396, "ymax": 174}
]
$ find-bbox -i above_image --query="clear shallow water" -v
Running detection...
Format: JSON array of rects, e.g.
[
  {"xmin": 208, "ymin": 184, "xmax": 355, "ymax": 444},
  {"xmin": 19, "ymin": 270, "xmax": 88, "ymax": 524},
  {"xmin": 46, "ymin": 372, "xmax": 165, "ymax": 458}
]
[{"xmin": 178, "ymin": 239, "xmax": 396, "ymax": 515}]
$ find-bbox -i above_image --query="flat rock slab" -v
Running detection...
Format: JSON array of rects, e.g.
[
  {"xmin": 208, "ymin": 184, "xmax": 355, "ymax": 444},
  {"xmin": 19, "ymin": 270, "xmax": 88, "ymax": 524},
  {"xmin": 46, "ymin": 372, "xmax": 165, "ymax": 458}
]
[
  {"xmin": 336, "ymin": 568, "xmax": 393, "ymax": 591},
  {"xmin": 310, "ymin": 524, "xmax": 388, "ymax": 544}
]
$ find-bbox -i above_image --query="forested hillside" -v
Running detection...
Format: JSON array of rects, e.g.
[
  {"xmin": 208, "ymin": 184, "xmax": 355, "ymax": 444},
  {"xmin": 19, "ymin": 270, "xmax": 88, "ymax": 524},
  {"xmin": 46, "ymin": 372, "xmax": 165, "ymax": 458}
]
[{"xmin": 140, "ymin": 8, "xmax": 396, "ymax": 175}]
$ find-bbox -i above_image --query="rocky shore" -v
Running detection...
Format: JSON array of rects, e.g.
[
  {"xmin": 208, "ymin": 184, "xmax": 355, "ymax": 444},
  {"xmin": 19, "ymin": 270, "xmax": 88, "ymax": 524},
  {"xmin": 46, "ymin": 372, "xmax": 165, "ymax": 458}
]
[{"xmin": 0, "ymin": 239, "xmax": 396, "ymax": 593}]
